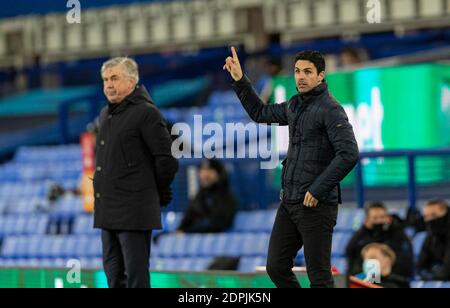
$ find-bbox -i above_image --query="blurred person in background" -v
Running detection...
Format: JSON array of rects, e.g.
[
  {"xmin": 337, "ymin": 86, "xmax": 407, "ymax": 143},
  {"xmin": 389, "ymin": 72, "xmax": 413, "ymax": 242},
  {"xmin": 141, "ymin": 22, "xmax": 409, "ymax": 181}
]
[
  {"xmin": 360, "ymin": 243, "xmax": 410, "ymax": 288},
  {"xmin": 346, "ymin": 202, "xmax": 414, "ymax": 279},
  {"xmin": 418, "ymin": 199, "xmax": 450, "ymax": 281},
  {"xmin": 255, "ymin": 56, "xmax": 284, "ymax": 104},
  {"xmin": 339, "ymin": 47, "xmax": 369, "ymax": 68},
  {"xmin": 177, "ymin": 159, "xmax": 237, "ymax": 234},
  {"xmin": 94, "ymin": 57, "xmax": 178, "ymax": 288}
]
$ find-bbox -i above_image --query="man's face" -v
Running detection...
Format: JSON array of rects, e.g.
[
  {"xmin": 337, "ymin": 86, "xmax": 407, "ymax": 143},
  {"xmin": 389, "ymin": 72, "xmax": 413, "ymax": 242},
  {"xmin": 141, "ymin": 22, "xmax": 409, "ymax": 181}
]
[
  {"xmin": 199, "ymin": 167, "xmax": 220, "ymax": 189},
  {"xmin": 365, "ymin": 208, "xmax": 391, "ymax": 229},
  {"xmin": 102, "ymin": 65, "xmax": 135, "ymax": 104},
  {"xmin": 423, "ymin": 204, "xmax": 448, "ymax": 222},
  {"xmin": 294, "ymin": 60, "xmax": 324, "ymax": 94}
]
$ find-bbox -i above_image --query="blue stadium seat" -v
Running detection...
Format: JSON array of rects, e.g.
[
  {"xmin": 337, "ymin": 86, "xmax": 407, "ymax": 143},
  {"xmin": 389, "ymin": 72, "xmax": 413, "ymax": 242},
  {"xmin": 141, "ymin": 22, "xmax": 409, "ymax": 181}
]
[
  {"xmin": 336, "ymin": 208, "xmax": 364, "ymax": 232},
  {"xmin": 82, "ymin": 257, "xmax": 102, "ymax": 270},
  {"xmin": 1, "ymin": 236, "xmax": 19, "ymax": 258},
  {"xmin": 61, "ymin": 236, "xmax": 78, "ymax": 259},
  {"xmin": 48, "ymin": 236, "xmax": 66, "ymax": 258},
  {"xmin": 197, "ymin": 234, "xmax": 218, "ymax": 257},
  {"xmin": 40, "ymin": 258, "xmax": 66, "ymax": 269},
  {"xmin": 171, "ymin": 235, "xmax": 190, "ymax": 258},
  {"xmin": 232, "ymin": 212, "xmax": 250, "ymax": 232},
  {"xmin": 83, "ymin": 236, "xmax": 101, "ymax": 258},
  {"xmin": 73, "ymin": 215, "xmax": 99, "ymax": 235},
  {"xmin": 159, "ymin": 258, "xmax": 179, "ymax": 271},
  {"xmin": 332, "ymin": 233, "xmax": 353, "ymax": 257},
  {"xmin": 191, "ymin": 257, "xmax": 213, "ymax": 272},
  {"xmin": 332, "ymin": 258, "xmax": 348, "ymax": 274},
  {"xmin": 162, "ymin": 212, "xmax": 183, "ymax": 232},
  {"xmin": 210, "ymin": 233, "xmax": 229, "ymax": 257},
  {"xmin": 157, "ymin": 234, "xmax": 179, "ymax": 258},
  {"xmin": 263, "ymin": 210, "xmax": 277, "ymax": 232},
  {"xmin": 0, "ymin": 200, "xmax": 6, "ymax": 214},
  {"xmin": 222, "ymin": 233, "xmax": 245, "ymax": 257},
  {"xmin": 0, "ymin": 215, "xmax": 49, "ymax": 236},
  {"xmin": 26, "ymin": 215, "xmax": 49, "ymax": 235},
  {"xmin": 38, "ymin": 237, "xmax": 55, "ymax": 258},
  {"xmin": 26, "ymin": 235, "xmax": 44, "ymax": 258},
  {"xmin": 295, "ymin": 247, "xmax": 305, "ymax": 262},
  {"xmin": 183, "ymin": 234, "xmax": 203, "ymax": 257},
  {"xmin": 54, "ymin": 196, "xmax": 84, "ymax": 216},
  {"xmin": 208, "ymin": 91, "xmax": 240, "ymax": 107},
  {"xmin": 411, "ymin": 281, "xmax": 450, "ymax": 289},
  {"xmin": 176, "ymin": 258, "xmax": 195, "ymax": 272},
  {"xmin": 241, "ymin": 233, "xmax": 270, "ymax": 257},
  {"xmin": 413, "ymin": 232, "xmax": 427, "ymax": 257},
  {"xmin": 232, "ymin": 210, "xmax": 276, "ymax": 233},
  {"xmin": 14, "ymin": 236, "xmax": 28, "ymax": 258},
  {"xmin": 2, "ymin": 216, "xmax": 17, "ymax": 235},
  {"xmin": 247, "ymin": 211, "xmax": 273, "ymax": 232},
  {"xmin": 238, "ymin": 257, "xmax": 266, "ymax": 273}
]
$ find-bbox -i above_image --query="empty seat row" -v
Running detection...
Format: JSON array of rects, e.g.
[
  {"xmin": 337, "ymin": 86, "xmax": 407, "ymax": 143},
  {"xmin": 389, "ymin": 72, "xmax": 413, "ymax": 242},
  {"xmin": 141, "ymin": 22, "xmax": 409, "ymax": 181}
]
[
  {"xmin": 0, "ymin": 162, "xmax": 82, "ymax": 182},
  {"xmin": 0, "ymin": 183, "xmax": 49, "ymax": 199},
  {"xmin": 233, "ymin": 210, "xmax": 277, "ymax": 233},
  {"xmin": 0, "ymin": 215, "xmax": 48, "ymax": 236},
  {"xmin": 155, "ymin": 233, "xmax": 270, "ymax": 258},
  {"xmin": 0, "ymin": 257, "xmax": 103, "ymax": 270},
  {"xmin": 411, "ymin": 281, "xmax": 450, "ymax": 289},
  {"xmin": 72, "ymin": 215, "xmax": 100, "ymax": 235},
  {"xmin": 14, "ymin": 145, "xmax": 81, "ymax": 163},
  {"xmin": 0, "ymin": 235, "xmax": 102, "ymax": 259},
  {"xmin": 0, "ymin": 256, "xmax": 212, "ymax": 272}
]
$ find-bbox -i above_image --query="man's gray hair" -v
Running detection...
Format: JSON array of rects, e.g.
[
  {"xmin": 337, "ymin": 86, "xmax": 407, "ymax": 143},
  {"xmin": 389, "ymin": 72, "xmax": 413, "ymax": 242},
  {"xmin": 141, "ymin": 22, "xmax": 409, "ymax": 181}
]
[{"xmin": 101, "ymin": 57, "xmax": 140, "ymax": 84}]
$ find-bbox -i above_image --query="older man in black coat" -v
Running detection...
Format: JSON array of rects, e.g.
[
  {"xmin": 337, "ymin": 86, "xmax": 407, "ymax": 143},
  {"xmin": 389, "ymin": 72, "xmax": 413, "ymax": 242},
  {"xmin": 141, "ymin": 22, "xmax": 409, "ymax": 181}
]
[{"xmin": 94, "ymin": 57, "xmax": 178, "ymax": 288}]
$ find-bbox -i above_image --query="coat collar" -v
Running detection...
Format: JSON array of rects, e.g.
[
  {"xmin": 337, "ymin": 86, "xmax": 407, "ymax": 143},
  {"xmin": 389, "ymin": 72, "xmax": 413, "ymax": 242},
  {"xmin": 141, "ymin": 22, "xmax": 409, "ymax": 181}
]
[
  {"xmin": 290, "ymin": 81, "xmax": 328, "ymax": 112},
  {"xmin": 299, "ymin": 81, "xmax": 328, "ymax": 101},
  {"xmin": 108, "ymin": 85, "xmax": 153, "ymax": 115}
]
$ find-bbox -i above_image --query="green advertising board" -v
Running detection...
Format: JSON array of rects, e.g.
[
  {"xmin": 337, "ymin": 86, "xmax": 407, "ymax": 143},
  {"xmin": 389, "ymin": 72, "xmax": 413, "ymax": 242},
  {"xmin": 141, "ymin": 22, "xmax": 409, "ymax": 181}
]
[
  {"xmin": 0, "ymin": 268, "xmax": 347, "ymax": 288},
  {"xmin": 271, "ymin": 63, "xmax": 450, "ymax": 187}
]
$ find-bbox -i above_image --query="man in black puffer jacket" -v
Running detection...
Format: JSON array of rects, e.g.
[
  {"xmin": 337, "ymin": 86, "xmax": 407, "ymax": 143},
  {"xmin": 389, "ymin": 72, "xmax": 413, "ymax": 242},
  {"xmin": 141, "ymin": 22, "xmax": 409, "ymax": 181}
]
[{"xmin": 224, "ymin": 48, "xmax": 359, "ymax": 288}]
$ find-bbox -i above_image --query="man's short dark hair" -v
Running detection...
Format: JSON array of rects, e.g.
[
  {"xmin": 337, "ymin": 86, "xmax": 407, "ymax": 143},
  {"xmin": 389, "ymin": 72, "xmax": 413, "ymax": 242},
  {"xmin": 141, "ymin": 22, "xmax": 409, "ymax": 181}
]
[
  {"xmin": 294, "ymin": 50, "xmax": 326, "ymax": 74},
  {"xmin": 365, "ymin": 201, "xmax": 387, "ymax": 216},
  {"xmin": 425, "ymin": 199, "xmax": 449, "ymax": 211}
]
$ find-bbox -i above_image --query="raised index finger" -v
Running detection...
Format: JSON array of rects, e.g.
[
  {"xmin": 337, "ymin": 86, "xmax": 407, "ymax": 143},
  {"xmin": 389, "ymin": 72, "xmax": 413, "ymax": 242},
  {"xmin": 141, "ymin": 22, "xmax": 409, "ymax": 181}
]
[{"xmin": 231, "ymin": 46, "xmax": 239, "ymax": 62}]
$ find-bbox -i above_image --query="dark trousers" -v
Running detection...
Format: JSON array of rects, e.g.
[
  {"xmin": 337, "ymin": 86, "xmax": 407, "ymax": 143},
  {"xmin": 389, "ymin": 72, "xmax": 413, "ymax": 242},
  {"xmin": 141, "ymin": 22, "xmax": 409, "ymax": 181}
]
[
  {"xmin": 266, "ymin": 202, "xmax": 338, "ymax": 288},
  {"xmin": 102, "ymin": 230, "xmax": 152, "ymax": 288}
]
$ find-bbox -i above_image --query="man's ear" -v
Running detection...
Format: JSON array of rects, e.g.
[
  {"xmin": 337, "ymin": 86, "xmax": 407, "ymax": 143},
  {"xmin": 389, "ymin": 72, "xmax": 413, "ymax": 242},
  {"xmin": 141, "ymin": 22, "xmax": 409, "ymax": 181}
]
[
  {"xmin": 129, "ymin": 78, "xmax": 136, "ymax": 89},
  {"xmin": 318, "ymin": 71, "xmax": 325, "ymax": 82}
]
